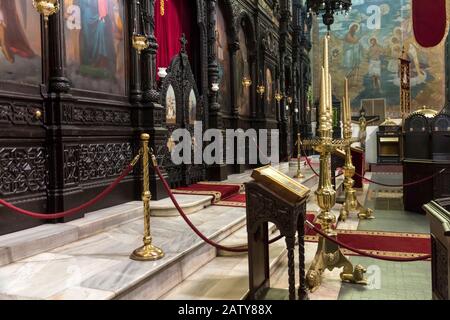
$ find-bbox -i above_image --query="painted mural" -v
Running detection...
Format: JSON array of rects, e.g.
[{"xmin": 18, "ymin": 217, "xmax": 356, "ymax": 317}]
[
  {"xmin": 237, "ymin": 27, "xmax": 251, "ymax": 116},
  {"xmin": 315, "ymin": 0, "xmax": 446, "ymax": 118},
  {"xmin": 0, "ymin": 0, "xmax": 41, "ymax": 84},
  {"xmin": 64, "ymin": 0, "xmax": 126, "ymax": 95},
  {"xmin": 216, "ymin": 3, "xmax": 232, "ymax": 113}
]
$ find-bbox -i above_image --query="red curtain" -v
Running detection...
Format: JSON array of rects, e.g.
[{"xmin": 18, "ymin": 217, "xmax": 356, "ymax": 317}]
[
  {"xmin": 155, "ymin": 0, "xmax": 193, "ymax": 70},
  {"xmin": 412, "ymin": 0, "xmax": 447, "ymax": 48}
]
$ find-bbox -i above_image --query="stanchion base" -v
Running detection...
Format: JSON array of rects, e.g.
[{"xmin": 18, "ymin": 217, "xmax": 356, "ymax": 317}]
[
  {"xmin": 130, "ymin": 244, "xmax": 165, "ymax": 261},
  {"xmin": 294, "ymin": 172, "xmax": 305, "ymax": 179}
]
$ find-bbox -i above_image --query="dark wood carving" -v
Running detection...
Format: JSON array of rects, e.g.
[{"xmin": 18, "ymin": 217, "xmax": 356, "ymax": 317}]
[{"xmin": 0, "ymin": 0, "xmax": 310, "ymax": 235}]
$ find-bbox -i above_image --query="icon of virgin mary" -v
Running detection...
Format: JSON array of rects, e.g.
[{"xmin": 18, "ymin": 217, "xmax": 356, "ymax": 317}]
[{"xmin": 0, "ymin": 1, "xmax": 36, "ymax": 63}]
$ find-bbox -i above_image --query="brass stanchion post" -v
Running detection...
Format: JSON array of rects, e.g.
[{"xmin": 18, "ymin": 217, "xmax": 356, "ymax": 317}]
[
  {"xmin": 130, "ymin": 133, "xmax": 165, "ymax": 261},
  {"xmin": 294, "ymin": 133, "xmax": 304, "ymax": 179}
]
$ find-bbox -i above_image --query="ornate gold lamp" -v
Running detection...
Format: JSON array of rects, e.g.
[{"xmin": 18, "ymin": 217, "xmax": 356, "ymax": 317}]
[
  {"xmin": 339, "ymin": 78, "xmax": 373, "ymax": 221},
  {"xmin": 303, "ymin": 36, "xmax": 367, "ymax": 292},
  {"xmin": 32, "ymin": 0, "xmax": 60, "ymax": 22},
  {"xmin": 257, "ymin": 85, "xmax": 266, "ymax": 97},
  {"xmin": 242, "ymin": 77, "xmax": 252, "ymax": 88}
]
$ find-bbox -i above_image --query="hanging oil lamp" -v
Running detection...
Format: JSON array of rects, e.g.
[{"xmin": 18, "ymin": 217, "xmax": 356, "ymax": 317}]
[{"xmin": 32, "ymin": 0, "xmax": 60, "ymax": 22}]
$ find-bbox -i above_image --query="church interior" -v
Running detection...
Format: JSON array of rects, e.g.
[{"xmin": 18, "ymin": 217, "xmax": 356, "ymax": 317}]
[{"xmin": 0, "ymin": 0, "xmax": 450, "ymax": 302}]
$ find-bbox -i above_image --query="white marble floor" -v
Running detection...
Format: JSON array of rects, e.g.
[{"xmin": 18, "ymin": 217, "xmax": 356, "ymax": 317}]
[{"xmin": 0, "ymin": 160, "xmax": 354, "ymax": 300}]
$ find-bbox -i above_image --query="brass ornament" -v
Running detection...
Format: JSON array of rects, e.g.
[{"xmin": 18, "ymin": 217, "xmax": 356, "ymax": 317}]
[
  {"xmin": 32, "ymin": 0, "xmax": 60, "ymax": 21},
  {"xmin": 132, "ymin": 34, "xmax": 149, "ymax": 54},
  {"xmin": 339, "ymin": 78, "xmax": 374, "ymax": 222},
  {"xmin": 303, "ymin": 36, "xmax": 367, "ymax": 291},
  {"xmin": 130, "ymin": 134, "xmax": 165, "ymax": 261},
  {"xmin": 34, "ymin": 110, "xmax": 43, "ymax": 120},
  {"xmin": 275, "ymin": 91, "xmax": 283, "ymax": 102}
]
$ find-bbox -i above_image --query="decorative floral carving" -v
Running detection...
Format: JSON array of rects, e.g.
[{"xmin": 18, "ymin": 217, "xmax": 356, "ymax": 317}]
[{"xmin": 0, "ymin": 147, "xmax": 48, "ymax": 196}]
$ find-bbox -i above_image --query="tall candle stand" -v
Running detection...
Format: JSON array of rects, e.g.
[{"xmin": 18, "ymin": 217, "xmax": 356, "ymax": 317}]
[
  {"xmin": 303, "ymin": 35, "xmax": 367, "ymax": 292},
  {"xmin": 339, "ymin": 78, "xmax": 374, "ymax": 222}
]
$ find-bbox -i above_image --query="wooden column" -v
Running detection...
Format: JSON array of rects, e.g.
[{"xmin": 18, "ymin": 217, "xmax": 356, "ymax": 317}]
[
  {"xmin": 279, "ymin": 0, "xmax": 290, "ymax": 161},
  {"xmin": 142, "ymin": 0, "xmax": 167, "ymax": 200},
  {"xmin": 207, "ymin": 0, "xmax": 227, "ymax": 180},
  {"xmin": 46, "ymin": 8, "xmax": 77, "ymax": 219}
]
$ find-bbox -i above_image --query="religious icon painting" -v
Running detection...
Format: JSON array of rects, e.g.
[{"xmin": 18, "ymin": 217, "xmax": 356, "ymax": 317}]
[
  {"xmin": 64, "ymin": 0, "xmax": 126, "ymax": 95},
  {"xmin": 166, "ymin": 84, "xmax": 177, "ymax": 125},
  {"xmin": 188, "ymin": 89, "xmax": 197, "ymax": 124},
  {"xmin": 0, "ymin": 0, "xmax": 42, "ymax": 85}
]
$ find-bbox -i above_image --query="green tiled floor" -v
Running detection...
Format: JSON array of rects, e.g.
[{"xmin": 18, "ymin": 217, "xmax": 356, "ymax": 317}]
[
  {"xmin": 358, "ymin": 210, "xmax": 430, "ymax": 234},
  {"xmin": 359, "ymin": 173, "xmax": 429, "ymax": 234},
  {"xmin": 338, "ymin": 256, "xmax": 432, "ymax": 300},
  {"xmin": 338, "ymin": 172, "xmax": 432, "ymax": 300}
]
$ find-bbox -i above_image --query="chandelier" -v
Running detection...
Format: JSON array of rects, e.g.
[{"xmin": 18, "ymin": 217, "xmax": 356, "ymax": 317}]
[{"xmin": 306, "ymin": 0, "xmax": 352, "ymax": 30}]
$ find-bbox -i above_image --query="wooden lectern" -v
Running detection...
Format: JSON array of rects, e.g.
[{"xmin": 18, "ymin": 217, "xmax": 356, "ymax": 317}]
[{"xmin": 245, "ymin": 166, "xmax": 310, "ymax": 300}]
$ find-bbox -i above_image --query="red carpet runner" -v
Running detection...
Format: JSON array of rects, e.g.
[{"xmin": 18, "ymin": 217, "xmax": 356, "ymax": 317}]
[
  {"xmin": 173, "ymin": 182, "xmax": 243, "ymax": 203},
  {"xmin": 214, "ymin": 193, "xmax": 431, "ymax": 260}
]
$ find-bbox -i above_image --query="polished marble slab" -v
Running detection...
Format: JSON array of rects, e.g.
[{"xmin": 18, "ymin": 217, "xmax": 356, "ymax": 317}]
[
  {"xmin": 0, "ymin": 205, "xmax": 247, "ymax": 300},
  {"xmin": 150, "ymin": 195, "xmax": 214, "ymax": 217}
]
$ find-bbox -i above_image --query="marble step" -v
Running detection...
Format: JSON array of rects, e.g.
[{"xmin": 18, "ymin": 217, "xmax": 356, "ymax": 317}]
[
  {"xmin": 0, "ymin": 205, "xmax": 248, "ymax": 300},
  {"xmin": 216, "ymin": 222, "xmax": 278, "ymax": 257},
  {"xmin": 150, "ymin": 194, "xmax": 213, "ymax": 217},
  {"xmin": 160, "ymin": 229, "xmax": 287, "ymax": 300},
  {"xmin": 0, "ymin": 194, "xmax": 213, "ymax": 268}
]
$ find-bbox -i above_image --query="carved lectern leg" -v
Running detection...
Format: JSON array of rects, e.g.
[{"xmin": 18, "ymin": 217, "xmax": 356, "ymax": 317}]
[
  {"xmin": 307, "ymin": 236, "xmax": 368, "ymax": 293},
  {"xmin": 285, "ymin": 236, "xmax": 296, "ymax": 300},
  {"xmin": 297, "ymin": 218, "xmax": 308, "ymax": 300}
]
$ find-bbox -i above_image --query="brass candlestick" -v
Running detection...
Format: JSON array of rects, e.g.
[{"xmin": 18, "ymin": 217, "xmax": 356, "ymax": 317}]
[
  {"xmin": 130, "ymin": 133, "xmax": 165, "ymax": 261},
  {"xmin": 294, "ymin": 133, "xmax": 304, "ymax": 179},
  {"xmin": 303, "ymin": 36, "xmax": 367, "ymax": 293},
  {"xmin": 339, "ymin": 79, "xmax": 374, "ymax": 222}
]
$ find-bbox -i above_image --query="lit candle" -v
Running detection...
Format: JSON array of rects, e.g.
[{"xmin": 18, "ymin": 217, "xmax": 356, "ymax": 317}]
[{"xmin": 344, "ymin": 77, "xmax": 351, "ymax": 124}]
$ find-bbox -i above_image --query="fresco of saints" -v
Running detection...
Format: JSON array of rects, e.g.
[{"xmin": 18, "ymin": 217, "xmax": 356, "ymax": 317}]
[
  {"xmin": 78, "ymin": 0, "xmax": 117, "ymax": 78},
  {"xmin": 343, "ymin": 23, "xmax": 362, "ymax": 81},
  {"xmin": 367, "ymin": 37, "xmax": 384, "ymax": 91},
  {"xmin": 0, "ymin": 1, "xmax": 35, "ymax": 64}
]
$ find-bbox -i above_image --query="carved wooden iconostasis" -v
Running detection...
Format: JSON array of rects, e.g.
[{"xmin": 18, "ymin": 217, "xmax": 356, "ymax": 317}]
[{"xmin": 0, "ymin": 0, "xmax": 313, "ymax": 235}]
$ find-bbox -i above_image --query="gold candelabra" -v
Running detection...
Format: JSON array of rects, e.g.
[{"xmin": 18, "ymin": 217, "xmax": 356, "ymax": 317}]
[
  {"xmin": 339, "ymin": 79, "xmax": 374, "ymax": 222},
  {"xmin": 294, "ymin": 133, "xmax": 304, "ymax": 179},
  {"xmin": 303, "ymin": 36, "xmax": 367, "ymax": 292},
  {"xmin": 130, "ymin": 134, "xmax": 165, "ymax": 261}
]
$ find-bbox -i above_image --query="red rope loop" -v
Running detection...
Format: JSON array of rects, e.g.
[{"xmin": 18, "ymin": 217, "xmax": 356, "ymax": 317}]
[
  {"xmin": 354, "ymin": 169, "xmax": 446, "ymax": 188},
  {"xmin": 305, "ymin": 221, "xmax": 431, "ymax": 262},
  {"xmin": 0, "ymin": 157, "xmax": 139, "ymax": 220},
  {"xmin": 300, "ymin": 146, "xmax": 343, "ymax": 178},
  {"xmin": 151, "ymin": 157, "xmax": 283, "ymax": 253}
]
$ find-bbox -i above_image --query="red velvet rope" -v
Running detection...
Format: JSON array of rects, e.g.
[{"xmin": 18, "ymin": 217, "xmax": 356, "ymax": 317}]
[
  {"xmin": 354, "ymin": 169, "xmax": 446, "ymax": 188},
  {"xmin": 305, "ymin": 221, "xmax": 431, "ymax": 262},
  {"xmin": 0, "ymin": 164, "xmax": 135, "ymax": 220},
  {"xmin": 152, "ymin": 159, "xmax": 283, "ymax": 252},
  {"xmin": 300, "ymin": 146, "xmax": 343, "ymax": 178}
]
